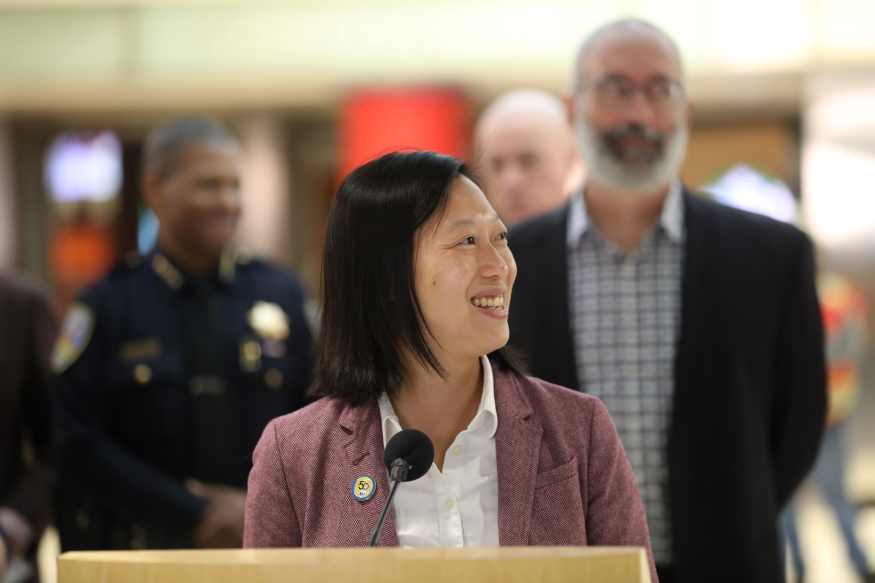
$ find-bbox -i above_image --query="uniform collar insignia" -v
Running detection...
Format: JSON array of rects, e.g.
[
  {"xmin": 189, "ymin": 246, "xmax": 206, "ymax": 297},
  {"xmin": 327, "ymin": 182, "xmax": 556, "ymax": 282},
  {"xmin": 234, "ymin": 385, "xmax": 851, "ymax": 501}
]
[
  {"xmin": 218, "ymin": 245, "xmax": 253, "ymax": 282},
  {"xmin": 152, "ymin": 246, "xmax": 253, "ymax": 289},
  {"xmin": 219, "ymin": 247, "xmax": 237, "ymax": 283},
  {"xmin": 152, "ymin": 253, "xmax": 183, "ymax": 289},
  {"xmin": 125, "ymin": 251, "xmax": 142, "ymax": 269}
]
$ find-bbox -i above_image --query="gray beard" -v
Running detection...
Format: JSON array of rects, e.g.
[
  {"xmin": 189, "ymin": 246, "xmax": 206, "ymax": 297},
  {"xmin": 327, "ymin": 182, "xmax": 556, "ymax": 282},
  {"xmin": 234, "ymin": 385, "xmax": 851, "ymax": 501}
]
[{"xmin": 576, "ymin": 118, "xmax": 689, "ymax": 193}]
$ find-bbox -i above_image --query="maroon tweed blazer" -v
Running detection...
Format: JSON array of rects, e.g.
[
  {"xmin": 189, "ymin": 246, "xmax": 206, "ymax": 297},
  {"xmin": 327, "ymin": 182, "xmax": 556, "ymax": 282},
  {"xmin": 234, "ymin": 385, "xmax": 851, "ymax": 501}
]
[{"xmin": 244, "ymin": 361, "xmax": 657, "ymax": 581}]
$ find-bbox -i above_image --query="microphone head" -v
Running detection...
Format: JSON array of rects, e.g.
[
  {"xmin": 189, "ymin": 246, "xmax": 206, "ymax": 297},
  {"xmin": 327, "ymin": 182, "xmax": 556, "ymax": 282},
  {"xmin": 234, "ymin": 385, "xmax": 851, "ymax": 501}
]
[{"xmin": 383, "ymin": 429, "xmax": 434, "ymax": 482}]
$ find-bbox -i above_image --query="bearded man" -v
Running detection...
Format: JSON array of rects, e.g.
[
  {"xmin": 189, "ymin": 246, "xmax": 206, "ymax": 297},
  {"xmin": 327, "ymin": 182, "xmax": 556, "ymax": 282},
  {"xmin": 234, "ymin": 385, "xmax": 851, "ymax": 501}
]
[{"xmin": 507, "ymin": 19, "xmax": 826, "ymax": 583}]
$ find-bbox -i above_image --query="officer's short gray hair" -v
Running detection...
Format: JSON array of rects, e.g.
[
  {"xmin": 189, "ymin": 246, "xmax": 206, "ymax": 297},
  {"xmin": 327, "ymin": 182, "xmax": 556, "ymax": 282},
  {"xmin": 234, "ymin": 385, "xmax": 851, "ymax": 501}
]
[
  {"xmin": 573, "ymin": 19, "xmax": 683, "ymax": 94},
  {"xmin": 142, "ymin": 116, "xmax": 238, "ymax": 179}
]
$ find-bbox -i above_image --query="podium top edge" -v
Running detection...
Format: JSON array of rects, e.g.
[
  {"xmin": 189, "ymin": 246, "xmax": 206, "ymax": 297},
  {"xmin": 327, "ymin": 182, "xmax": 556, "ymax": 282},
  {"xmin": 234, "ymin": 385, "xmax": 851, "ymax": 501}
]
[{"xmin": 59, "ymin": 546, "xmax": 646, "ymax": 565}]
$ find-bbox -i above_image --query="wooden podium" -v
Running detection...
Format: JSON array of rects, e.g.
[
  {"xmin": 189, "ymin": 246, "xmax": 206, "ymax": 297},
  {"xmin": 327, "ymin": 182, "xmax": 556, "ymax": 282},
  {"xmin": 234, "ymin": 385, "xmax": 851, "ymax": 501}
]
[{"xmin": 58, "ymin": 546, "xmax": 651, "ymax": 583}]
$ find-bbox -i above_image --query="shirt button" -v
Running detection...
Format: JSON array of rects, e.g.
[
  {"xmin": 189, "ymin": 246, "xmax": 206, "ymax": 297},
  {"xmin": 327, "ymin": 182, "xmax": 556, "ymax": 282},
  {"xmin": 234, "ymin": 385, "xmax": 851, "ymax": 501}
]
[
  {"xmin": 445, "ymin": 499, "xmax": 455, "ymax": 510},
  {"xmin": 452, "ymin": 445, "xmax": 462, "ymax": 456}
]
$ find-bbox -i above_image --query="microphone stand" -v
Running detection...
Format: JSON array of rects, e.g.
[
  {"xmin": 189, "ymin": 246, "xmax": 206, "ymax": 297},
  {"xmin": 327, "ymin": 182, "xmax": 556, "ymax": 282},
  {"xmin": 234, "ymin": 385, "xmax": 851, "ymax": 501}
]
[{"xmin": 367, "ymin": 459, "xmax": 409, "ymax": 547}]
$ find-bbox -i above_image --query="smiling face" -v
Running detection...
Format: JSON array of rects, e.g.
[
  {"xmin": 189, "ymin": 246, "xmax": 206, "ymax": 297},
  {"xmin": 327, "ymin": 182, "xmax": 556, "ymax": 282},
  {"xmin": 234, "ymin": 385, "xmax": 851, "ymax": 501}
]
[
  {"xmin": 413, "ymin": 176, "xmax": 517, "ymax": 364},
  {"xmin": 573, "ymin": 25, "xmax": 691, "ymax": 192},
  {"xmin": 145, "ymin": 141, "xmax": 242, "ymax": 261}
]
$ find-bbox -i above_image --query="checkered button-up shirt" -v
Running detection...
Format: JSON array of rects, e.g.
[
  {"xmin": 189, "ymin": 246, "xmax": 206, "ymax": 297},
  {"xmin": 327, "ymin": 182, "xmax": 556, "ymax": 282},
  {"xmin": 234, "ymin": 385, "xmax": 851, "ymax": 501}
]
[{"xmin": 566, "ymin": 182, "xmax": 684, "ymax": 565}]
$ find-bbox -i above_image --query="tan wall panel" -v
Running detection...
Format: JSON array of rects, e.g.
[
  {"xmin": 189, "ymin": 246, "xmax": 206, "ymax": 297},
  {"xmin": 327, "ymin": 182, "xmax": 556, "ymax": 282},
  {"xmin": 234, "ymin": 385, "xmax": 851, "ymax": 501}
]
[{"xmin": 680, "ymin": 122, "xmax": 795, "ymax": 190}]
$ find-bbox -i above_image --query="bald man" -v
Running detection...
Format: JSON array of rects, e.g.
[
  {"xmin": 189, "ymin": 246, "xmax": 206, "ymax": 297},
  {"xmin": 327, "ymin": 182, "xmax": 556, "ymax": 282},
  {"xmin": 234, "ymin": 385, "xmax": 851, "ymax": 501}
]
[
  {"xmin": 507, "ymin": 19, "xmax": 825, "ymax": 583},
  {"xmin": 476, "ymin": 89, "xmax": 579, "ymax": 227}
]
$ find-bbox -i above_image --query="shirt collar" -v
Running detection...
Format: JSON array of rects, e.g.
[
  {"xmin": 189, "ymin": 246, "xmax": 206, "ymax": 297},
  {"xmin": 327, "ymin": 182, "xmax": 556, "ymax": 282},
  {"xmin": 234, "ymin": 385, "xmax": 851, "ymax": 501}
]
[
  {"xmin": 566, "ymin": 179, "xmax": 685, "ymax": 249},
  {"xmin": 378, "ymin": 355, "xmax": 498, "ymax": 447},
  {"xmin": 149, "ymin": 246, "xmax": 251, "ymax": 291}
]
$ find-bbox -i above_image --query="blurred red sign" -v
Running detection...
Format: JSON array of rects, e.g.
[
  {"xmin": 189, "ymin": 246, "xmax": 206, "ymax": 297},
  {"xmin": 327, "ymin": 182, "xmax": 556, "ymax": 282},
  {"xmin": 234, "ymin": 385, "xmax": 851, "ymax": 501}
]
[{"xmin": 338, "ymin": 87, "xmax": 471, "ymax": 181}]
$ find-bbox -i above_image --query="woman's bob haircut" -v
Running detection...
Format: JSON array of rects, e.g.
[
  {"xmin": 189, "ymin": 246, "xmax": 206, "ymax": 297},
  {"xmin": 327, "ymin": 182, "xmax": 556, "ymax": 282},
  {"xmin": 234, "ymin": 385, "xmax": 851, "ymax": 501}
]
[{"xmin": 310, "ymin": 150, "xmax": 525, "ymax": 407}]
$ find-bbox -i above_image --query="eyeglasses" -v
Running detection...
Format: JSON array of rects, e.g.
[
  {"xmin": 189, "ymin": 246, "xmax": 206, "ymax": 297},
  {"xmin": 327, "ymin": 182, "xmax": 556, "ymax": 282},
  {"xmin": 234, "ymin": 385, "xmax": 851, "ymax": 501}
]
[{"xmin": 582, "ymin": 76, "xmax": 685, "ymax": 110}]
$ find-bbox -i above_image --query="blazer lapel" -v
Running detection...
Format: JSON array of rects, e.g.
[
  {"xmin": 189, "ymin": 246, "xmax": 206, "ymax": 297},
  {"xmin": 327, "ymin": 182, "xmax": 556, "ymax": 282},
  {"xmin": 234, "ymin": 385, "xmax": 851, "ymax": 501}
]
[
  {"xmin": 493, "ymin": 366, "xmax": 543, "ymax": 546},
  {"xmin": 339, "ymin": 404, "xmax": 399, "ymax": 547}
]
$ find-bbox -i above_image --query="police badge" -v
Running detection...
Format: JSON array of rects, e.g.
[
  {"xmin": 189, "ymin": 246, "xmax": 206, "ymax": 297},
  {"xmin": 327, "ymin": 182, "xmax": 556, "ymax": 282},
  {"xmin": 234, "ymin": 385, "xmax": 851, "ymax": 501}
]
[{"xmin": 246, "ymin": 301, "xmax": 290, "ymax": 341}]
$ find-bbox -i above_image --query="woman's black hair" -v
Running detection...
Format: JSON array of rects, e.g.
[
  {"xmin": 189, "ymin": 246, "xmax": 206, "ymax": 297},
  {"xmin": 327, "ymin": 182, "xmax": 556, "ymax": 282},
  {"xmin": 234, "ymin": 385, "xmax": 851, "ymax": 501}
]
[{"xmin": 310, "ymin": 150, "xmax": 526, "ymax": 407}]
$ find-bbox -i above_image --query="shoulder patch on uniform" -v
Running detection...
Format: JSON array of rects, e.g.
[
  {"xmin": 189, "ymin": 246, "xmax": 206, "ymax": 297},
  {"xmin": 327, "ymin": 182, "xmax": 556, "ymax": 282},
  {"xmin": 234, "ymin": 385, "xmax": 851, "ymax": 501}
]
[{"xmin": 51, "ymin": 302, "xmax": 95, "ymax": 374}]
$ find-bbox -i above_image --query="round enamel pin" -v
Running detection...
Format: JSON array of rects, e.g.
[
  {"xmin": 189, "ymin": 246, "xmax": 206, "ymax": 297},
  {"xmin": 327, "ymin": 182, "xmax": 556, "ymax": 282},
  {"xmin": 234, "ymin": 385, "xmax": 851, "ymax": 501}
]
[{"xmin": 352, "ymin": 474, "xmax": 376, "ymax": 502}]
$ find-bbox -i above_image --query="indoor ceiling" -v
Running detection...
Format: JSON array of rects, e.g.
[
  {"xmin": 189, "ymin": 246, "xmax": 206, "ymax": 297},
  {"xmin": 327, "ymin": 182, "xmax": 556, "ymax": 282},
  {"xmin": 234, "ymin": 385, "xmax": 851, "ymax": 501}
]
[{"xmin": 0, "ymin": 0, "xmax": 869, "ymax": 111}]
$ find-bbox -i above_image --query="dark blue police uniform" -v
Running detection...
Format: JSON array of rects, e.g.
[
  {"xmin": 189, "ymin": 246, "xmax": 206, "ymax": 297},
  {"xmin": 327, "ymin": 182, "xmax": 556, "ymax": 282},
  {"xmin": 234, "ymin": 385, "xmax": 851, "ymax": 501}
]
[{"xmin": 53, "ymin": 246, "xmax": 314, "ymax": 550}]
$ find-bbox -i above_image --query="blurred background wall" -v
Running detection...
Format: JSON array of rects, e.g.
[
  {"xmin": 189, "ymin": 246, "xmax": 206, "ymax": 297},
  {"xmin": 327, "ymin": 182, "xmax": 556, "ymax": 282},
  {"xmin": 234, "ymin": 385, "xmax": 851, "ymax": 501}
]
[
  {"xmin": 3, "ymin": 1, "xmax": 875, "ymax": 580},
  {"xmin": 3, "ymin": 0, "xmax": 874, "ymax": 288}
]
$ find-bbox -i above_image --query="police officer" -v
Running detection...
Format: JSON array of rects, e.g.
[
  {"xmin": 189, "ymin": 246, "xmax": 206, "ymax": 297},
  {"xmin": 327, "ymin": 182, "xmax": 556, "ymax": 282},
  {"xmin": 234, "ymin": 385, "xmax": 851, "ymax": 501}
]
[{"xmin": 53, "ymin": 117, "xmax": 314, "ymax": 551}]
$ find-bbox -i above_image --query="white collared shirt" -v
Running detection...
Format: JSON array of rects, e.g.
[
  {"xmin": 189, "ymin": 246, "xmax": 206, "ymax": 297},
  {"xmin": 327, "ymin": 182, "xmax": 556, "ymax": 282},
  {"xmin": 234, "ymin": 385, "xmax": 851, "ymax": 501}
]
[
  {"xmin": 377, "ymin": 355, "xmax": 500, "ymax": 548},
  {"xmin": 566, "ymin": 179, "xmax": 684, "ymax": 247}
]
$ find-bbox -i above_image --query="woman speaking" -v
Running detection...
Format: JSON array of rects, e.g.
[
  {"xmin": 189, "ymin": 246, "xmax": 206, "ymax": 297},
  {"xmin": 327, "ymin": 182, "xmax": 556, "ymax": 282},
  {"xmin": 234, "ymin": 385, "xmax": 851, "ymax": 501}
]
[{"xmin": 243, "ymin": 151, "xmax": 656, "ymax": 577}]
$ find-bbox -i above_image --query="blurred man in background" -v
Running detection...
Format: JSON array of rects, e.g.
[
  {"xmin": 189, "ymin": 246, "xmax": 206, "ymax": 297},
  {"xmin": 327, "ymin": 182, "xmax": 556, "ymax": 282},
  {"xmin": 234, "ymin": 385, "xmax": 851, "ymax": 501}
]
[
  {"xmin": 475, "ymin": 89, "xmax": 580, "ymax": 227},
  {"xmin": 53, "ymin": 117, "xmax": 314, "ymax": 551},
  {"xmin": 0, "ymin": 273, "xmax": 57, "ymax": 583},
  {"xmin": 507, "ymin": 19, "xmax": 826, "ymax": 583}
]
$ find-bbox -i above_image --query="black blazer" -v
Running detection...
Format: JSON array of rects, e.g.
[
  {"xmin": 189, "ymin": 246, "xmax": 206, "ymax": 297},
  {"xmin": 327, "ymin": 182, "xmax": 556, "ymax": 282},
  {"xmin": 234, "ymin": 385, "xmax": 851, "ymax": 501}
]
[{"xmin": 508, "ymin": 191, "xmax": 826, "ymax": 583}]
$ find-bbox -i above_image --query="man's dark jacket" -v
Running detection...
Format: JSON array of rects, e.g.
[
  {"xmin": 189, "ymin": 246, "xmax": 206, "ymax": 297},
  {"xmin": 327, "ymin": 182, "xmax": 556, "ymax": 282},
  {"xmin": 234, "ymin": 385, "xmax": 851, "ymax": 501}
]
[
  {"xmin": 507, "ymin": 191, "xmax": 827, "ymax": 583},
  {"xmin": 0, "ymin": 273, "xmax": 57, "ymax": 579}
]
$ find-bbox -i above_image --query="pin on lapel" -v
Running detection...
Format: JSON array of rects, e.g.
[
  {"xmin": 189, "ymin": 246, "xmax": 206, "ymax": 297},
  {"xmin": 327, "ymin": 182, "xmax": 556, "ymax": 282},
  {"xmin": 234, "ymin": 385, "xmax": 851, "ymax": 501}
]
[{"xmin": 352, "ymin": 474, "xmax": 376, "ymax": 502}]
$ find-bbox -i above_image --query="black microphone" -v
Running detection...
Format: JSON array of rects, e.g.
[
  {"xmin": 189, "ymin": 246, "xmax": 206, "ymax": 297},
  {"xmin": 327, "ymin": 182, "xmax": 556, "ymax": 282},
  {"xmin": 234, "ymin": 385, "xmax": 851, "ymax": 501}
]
[{"xmin": 367, "ymin": 429, "xmax": 434, "ymax": 547}]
